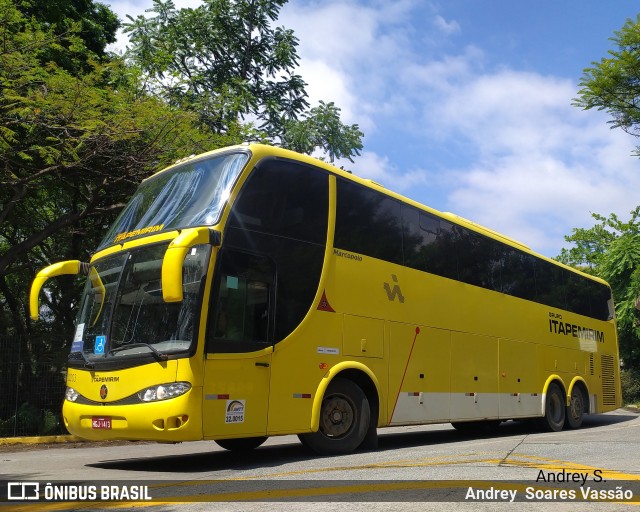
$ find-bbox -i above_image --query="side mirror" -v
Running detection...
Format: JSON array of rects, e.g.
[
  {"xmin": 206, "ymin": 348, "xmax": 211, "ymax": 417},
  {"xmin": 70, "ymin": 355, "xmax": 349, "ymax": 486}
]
[
  {"xmin": 30, "ymin": 260, "xmax": 87, "ymax": 320},
  {"xmin": 161, "ymin": 227, "xmax": 221, "ymax": 302}
]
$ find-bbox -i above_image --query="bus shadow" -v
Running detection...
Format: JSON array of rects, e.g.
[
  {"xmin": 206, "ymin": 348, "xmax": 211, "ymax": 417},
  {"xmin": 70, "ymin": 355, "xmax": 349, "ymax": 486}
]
[
  {"xmin": 86, "ymin": 411, "xmax": 637, "ymax": 474},
  {"xmin": 376, "ymin": 411, "xmax": 638, "ymax": 449},
  {"xmin": 86, "ymin": 442, "xmax": 315, "ymax": 473}
]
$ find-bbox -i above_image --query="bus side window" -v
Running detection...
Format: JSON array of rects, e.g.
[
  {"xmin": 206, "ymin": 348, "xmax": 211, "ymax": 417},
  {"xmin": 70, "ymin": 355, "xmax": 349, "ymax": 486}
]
[
  {"xmin": 500, "ymin": 249, "xmax": 537, "ymax": 301},
  {"xmin": 565, "ymin": 271, "xmax": 592, "ymax": 318},
  {"xmin": 591, "ymin": 281, "xmax": 613, "ymax": 321},
  {"xmin": 535, "ymin": 260, "xmax": 567, "ymax": 311},
  {"xmin": 455, "ymin": 228, "xmax": 501, "ymax": 291},
  {"xmin": 207, "ymin": 250, "xmax": 274, "ymax": 353},
  {"xmin": 402, "ymin": 207, "xmax": 436, "ymax": 270},
  {"xmin": 335, "ymin": 179, "xmax": 403, "ymax": 265}
]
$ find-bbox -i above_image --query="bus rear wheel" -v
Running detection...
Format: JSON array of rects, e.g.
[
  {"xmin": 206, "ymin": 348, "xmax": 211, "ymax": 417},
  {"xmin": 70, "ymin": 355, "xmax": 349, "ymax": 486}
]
[
  {"xmin": 215, "ymin": 436, "xmax": 268, "ymax": 452},
  {"xmin": 540, "ymin": 382, "xmax": 565, "ymax": 432},
  {"xmin": 566, "ymin": 386, "xmax": 586, "ymax": 429},
  {"xmin": 298, "ymin": 378, "xmax": 370, "ymax": 455}
]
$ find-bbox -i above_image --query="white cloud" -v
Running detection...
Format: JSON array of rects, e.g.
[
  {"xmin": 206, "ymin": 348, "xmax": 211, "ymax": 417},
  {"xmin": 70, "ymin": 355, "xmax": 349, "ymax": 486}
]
[
  {"xmin": 403, "ymin": 46, "xmax": 484, "ymax": 91},
  {"xmin": 347, "ymin": 151, "xmax": 429, "ymax": 190},
  {"xmin": 427, "ymin": 70, "xmax": 640, "ymax": 254},
  {"xmin": 295, "ymin": 59, "xmax": 364, "ymax": 128},
  {"xmin": 280, "ymin": 0, "xmax": 418, "ymax": 135},
  {"xmin": 104, "ymin": 0, "xmax": 640, "ymax": 256},
  {"xmin": 281, "ymin": 1, "xmax": 639, "ymax": 255},
  {"xmin": 434, "ymin": 15, "xmax": 460, "ymax": 35},
  {"xmin": 430, "ymin": 71, "xmax": 581, "ymax": 153},
  {"xmin": 447, "ymin": 155, "xmax": 630, "ymax": 253}
]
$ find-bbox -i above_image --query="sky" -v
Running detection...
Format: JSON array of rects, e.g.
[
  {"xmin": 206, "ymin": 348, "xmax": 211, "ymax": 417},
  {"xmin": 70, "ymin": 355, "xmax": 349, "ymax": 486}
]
[{"xmin": 105, "ymin": 0, "xmax": 640, "ymax": 257}]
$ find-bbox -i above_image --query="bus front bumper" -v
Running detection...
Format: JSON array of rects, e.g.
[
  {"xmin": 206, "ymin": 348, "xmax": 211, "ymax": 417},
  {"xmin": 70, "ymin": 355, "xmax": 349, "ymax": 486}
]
[{"xmin": 62, "ymin": 388, "xmax": 203, "ymax": 442}]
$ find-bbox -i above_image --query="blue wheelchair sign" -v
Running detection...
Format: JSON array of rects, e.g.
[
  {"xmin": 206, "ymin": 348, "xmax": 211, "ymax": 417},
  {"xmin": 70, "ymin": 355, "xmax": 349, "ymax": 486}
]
[{"xmin": 94, "ymin": 335, "xmax": 106, "ymax": 355}]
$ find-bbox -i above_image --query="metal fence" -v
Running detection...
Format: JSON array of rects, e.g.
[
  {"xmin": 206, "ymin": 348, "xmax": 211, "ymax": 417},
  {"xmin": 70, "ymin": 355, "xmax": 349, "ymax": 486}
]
[{"xmin": 0, "ymin": 335, "xmax": 67, "ymax": 437}]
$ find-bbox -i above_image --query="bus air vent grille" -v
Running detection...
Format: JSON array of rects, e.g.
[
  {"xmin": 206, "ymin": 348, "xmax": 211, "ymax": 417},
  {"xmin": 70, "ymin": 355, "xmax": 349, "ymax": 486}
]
[
  {"xmin": 600, "ymin": 354, "xmax": 616, "ymax": 406},
  {"xmin": 589, "ymin": 353, "xmax": 594, "ymax": 376}
]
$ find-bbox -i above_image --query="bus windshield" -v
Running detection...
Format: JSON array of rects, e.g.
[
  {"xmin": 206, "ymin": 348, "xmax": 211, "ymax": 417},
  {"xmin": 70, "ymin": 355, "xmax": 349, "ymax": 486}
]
[
  {"xmin": 70, "ymin": 243, "xmax": 210, "ymax": 369},
  {"xmin": 97, "ymin": 151, "xmax": 249, "ymax": 250}
]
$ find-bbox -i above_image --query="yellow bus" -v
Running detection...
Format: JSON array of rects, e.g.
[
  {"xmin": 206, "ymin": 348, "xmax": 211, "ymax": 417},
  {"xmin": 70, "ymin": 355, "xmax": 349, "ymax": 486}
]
[{"xmin": 30, "ymin": 144, "xmax": 621, "ymax": 454}]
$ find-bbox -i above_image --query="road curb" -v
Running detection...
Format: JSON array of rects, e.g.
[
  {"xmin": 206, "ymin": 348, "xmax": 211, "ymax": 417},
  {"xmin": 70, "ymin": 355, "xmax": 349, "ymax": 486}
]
[{"xmin": 0, "ymin": 435, "xmax": 86, "ymax": 446}]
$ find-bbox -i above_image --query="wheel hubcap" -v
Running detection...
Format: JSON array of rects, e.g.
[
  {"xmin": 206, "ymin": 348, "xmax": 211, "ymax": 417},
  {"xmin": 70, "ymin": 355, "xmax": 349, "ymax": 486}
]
[
  {"xmin": 320, "ymin": 395, "xmax": 355, "ymax": 438},
  {"xmin": 570, "ymin": 393, "xmax": 583, "ymax": 421}
]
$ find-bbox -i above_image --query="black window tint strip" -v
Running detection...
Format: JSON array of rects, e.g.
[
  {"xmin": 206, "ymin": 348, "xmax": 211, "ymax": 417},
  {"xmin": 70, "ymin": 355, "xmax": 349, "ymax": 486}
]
[{"xmin": 334, "ymin": 179, "xmax": 611, "ymax": 321}]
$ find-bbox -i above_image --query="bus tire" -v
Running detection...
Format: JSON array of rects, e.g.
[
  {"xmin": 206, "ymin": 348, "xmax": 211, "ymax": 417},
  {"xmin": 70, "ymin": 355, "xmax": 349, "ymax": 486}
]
[
  {"xmin": 215, "ymin": 436, "xmax": 268, "ymax": 451},
  {"xmin": 298, "ymin": 378, "xmax": 371, "ymax": 455},
  {"xmin": 566, "ymin": 386, "xmax": 586, "ymax": 429},
  {"xmin": 540, "ymin": 382, "xmax": 565, "ymax": 432}
]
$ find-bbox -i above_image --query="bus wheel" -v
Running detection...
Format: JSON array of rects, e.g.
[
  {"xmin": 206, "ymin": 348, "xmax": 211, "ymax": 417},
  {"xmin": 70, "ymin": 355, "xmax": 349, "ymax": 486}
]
[
  {"xmin": 566, "ymin": 386, "xmax": 586, "ymax": 429},
  {"xmin": 215, "ymin": 436, "xmax": 268, "ymax": 452},
  {"xmin": 298, "ymin": 378, "xmax": 371, "ymax": 455},
  {"xmin": 540, "ymin": 383, "xmax": 565, "ymax": 432}
]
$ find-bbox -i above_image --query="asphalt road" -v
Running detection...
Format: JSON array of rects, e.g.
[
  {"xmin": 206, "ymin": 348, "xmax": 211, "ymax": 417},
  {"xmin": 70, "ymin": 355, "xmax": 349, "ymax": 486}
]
[{"xmin": 1, "ymin": 409, "xmax": 639, "ymax": 511}]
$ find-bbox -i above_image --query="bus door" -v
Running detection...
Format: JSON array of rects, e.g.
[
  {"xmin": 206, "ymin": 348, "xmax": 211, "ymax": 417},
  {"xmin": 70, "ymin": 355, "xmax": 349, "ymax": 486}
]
[{"xmin": 202, "ymin": 250, "xmax": 275, "ymax": 438}]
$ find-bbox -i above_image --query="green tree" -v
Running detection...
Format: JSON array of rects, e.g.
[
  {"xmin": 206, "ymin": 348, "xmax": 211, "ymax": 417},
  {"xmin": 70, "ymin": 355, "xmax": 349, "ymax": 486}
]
[
  {"xmin": 16, "ymin": 0, "xmax": 120, "ymax": 54},
  {"xmin": 281, "ymin": 101, "xmax": 364, "ymax": 163},
  {"xmin": 574, "ymin": 14, "xmax": 640, "ymax": 155},
  {"xmin": 14, "ymin": 0, "xmax": 120, "ymax": 71},
  {"xmin": 0, "ymin": 0, "xmax": 251, "ymax": 431},
  {"xmin": 572, "ymin": 13, "xmax": 640, "ymax": 398},
  {"xmin": 1, "ymin": 0, "xmax": 246, "ymax": 327},
  {"xmin": 558, "ymin": 208, "xmax": 640, "ymax": 369},
  {"xmin": 0, "ymin": 0, "xmax": 365, "ymax": 434},
  {"xmin": 124, "ymin": 0, "xmax": 363, "ymax": 162}
]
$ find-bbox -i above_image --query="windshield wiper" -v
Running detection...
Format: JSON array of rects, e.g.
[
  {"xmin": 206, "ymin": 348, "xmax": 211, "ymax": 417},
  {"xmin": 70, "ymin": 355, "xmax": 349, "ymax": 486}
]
[
  {"xmin": 68, "ymin": 351, "xmax": 95, "ymax": 369},
  {"xmin": 108, "ymin": 343, "xmax": 169, "ymax": 361}
]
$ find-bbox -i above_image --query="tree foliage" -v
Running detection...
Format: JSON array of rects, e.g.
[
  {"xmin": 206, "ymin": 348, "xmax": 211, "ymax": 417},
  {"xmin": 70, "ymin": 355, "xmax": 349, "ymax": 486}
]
[
  {"xmin": 558, "ymin": 208, "xmax": 640, "ymax": 368},
  {"xmin": 0, "ymin": 0, "xmax": 247, "ymax": 346},
  {"xmin": 0, "ymin": 0, "xmax": 253, "ymax": 432},
  {"xmin": 124, "ymin": 0, "xmax": 362, "ymax": 161},
  {"xmin": 572, "ymin": 14, "xmax": 640, "ymax": 375},
  {"xmin": 574, "ymin": 14, "xmax": 640, "ymax": 155},
  {"xmin": 0, "ymin": 0, "xmax": 366, "ymax": 434},
  {"xmin": 14, "ymin": 0, "xmax": 120, "ymax": 71},
  {"xmin": 281, "ymin": 101, "xmax": 364, "ymax": 163}
]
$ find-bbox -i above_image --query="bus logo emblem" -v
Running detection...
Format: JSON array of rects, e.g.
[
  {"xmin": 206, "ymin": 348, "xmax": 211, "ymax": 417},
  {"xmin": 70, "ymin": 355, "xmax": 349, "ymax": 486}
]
[
  {"xmin": 384, "ymin": 275, "xmax": 405, "ymax": 303},
  {"xmin": 100, "ymin": 385, "xmax": 108, "ymax": 400}
]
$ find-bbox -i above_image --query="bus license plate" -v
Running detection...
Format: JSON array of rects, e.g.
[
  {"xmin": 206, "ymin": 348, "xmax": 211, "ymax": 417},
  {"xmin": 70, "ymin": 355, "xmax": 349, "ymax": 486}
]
[{"xmin": 92, "ymin": 417, "xmax": 112, "ymax": 429}]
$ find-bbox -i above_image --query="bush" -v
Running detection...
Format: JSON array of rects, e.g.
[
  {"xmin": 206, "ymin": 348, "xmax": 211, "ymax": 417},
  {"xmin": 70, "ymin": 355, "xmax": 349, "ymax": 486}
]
[
  {"xmin": 0, "ymin": 403, "xmax": 63, "ymax": 437},
  {"xmin": 621, "ymin": 369, "xmax": 640, "ymax": 405}
]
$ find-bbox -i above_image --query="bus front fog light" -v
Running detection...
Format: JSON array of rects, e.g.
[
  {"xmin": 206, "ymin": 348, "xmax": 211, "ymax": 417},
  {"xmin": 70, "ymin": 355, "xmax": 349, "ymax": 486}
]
[
  {"xmin": 138, "ymin": 382, "xmax": 191, "ymax": 402},
  {"xmin": 65, "ymin": 387, "xmax": 79, "ymax": 402}
]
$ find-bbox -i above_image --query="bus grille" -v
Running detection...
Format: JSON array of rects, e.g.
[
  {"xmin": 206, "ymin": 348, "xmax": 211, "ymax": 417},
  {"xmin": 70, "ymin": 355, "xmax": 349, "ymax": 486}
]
[
  {"xmin": 601, "ymin": 354, "xmax": 617, "ymax": 406},
  {"xmin": 589, "ymin": 353, "xmax": 594, "ymax": 376}
]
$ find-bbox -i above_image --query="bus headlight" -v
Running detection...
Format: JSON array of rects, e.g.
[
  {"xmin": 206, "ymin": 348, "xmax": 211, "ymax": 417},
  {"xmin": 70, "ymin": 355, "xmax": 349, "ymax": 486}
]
[
  {"xmin": 138, "ymin": 382, "xmax": 191, "ymax": 402},
  {"xmin": 65, "ymin": 387, "xmax": 79, "ymax": 402}
]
